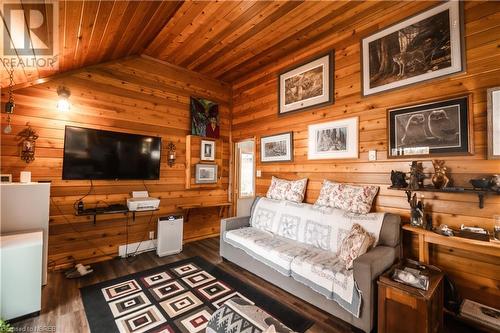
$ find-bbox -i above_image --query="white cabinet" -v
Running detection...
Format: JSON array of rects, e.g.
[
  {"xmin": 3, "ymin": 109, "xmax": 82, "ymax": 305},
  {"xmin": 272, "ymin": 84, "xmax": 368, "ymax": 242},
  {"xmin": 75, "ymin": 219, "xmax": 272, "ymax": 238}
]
[
  {"xmin": 0, "ymin": 231, "xmax": 43, "ymax": 320},
  {"xmin": 1, "ymin": 183, "xmax": 50, "ymax": 285}
]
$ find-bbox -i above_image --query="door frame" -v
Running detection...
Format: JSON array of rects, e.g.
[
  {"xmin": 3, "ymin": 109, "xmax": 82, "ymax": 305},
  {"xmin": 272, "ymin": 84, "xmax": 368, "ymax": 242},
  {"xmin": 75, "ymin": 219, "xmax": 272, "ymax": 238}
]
[{"xmin": 232, "ymin": 137, "xmax": 256, "ymax": 216}]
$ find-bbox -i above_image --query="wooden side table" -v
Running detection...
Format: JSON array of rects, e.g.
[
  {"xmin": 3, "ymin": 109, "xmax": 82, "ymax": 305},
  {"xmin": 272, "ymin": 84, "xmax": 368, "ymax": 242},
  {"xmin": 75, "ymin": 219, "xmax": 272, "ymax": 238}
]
[{"xmin": 378, "ymin": 263, "xmax": 444, "ymax": 333}]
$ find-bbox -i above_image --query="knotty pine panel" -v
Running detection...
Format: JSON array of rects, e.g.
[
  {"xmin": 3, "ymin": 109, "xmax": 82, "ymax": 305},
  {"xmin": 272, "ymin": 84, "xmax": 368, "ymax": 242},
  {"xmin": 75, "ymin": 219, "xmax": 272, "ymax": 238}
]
[
  {"xmin": 231, "ymin": 2, "xmax": 500, "ymax": 308},
  {"xmin": 0, "ymin": 56, "xmax": 231, "ymax": 270}
]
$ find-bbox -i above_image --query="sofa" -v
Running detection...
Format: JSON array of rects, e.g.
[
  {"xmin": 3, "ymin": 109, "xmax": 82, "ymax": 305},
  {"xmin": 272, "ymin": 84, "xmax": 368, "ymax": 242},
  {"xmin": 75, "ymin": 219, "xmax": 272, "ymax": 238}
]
[{"xmin": 220, "ymin": 197, "xmax": 400, "ymax": 333}]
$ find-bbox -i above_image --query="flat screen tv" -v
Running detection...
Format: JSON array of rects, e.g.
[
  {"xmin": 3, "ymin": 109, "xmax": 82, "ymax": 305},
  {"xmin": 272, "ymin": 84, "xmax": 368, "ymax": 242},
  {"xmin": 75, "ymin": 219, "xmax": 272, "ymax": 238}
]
[{"xmin": 62, "ymin": 126, "xmax": 162, "ymax": 180}]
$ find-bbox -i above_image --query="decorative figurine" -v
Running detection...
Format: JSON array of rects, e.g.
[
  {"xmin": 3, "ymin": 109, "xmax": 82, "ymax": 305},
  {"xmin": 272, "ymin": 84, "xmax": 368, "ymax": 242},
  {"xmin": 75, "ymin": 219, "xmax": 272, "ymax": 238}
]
[
  {"xmin": 407, "ymin": 161, "xmax": 425, "ymax": 190},
  {"xmin": 409, "ymin": 193, "xmax": 426, "ymax": 228},
  {"xmin": 390, "ymin": 170, "xmax": 408, "ymax": 188},
  {"xmin": 431, "ymin": 160, "xmax": 450, "ymax": 189},
  {"xmin": 18, "ymin": 126, "xmax": 38, "ymax": 163}
]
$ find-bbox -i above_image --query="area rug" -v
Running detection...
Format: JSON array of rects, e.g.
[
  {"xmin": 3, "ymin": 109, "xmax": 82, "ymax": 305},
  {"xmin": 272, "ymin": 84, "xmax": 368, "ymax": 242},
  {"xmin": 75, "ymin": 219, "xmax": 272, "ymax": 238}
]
[{"xmin": 80, "ymin": 256, "xmax": 314, "ymax": 333}]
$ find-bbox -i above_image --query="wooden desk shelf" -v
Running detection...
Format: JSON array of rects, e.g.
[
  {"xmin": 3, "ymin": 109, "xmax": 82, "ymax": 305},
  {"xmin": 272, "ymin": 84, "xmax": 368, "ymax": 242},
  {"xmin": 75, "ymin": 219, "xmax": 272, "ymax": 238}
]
[
  {"xmin": 402, "ymin": 224, "xmax": 500, "ymax": 264},
  {"xmin": 177, "ymin": 202, "xmax": 232, "ymax": 222}
]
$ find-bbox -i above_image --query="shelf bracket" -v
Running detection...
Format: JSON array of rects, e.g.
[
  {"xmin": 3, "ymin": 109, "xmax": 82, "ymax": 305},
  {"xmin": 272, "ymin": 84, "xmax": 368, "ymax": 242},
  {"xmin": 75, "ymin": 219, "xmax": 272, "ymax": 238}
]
[{"xmin": 477, "ymin": 192, "xmax": 485, "ymax": 209}]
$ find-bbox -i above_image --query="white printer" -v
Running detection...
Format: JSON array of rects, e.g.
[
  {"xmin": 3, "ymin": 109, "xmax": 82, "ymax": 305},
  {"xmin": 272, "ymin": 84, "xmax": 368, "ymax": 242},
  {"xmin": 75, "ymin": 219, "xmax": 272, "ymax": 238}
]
[{"xmin": 127, "ymin": 191, "xmax": 160, "ymax": 211}]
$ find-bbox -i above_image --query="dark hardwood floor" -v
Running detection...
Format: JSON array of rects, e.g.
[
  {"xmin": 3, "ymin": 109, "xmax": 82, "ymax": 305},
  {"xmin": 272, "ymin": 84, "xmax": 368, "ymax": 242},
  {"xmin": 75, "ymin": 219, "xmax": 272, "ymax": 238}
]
[{"xmin": 12, "ymin": 237, "xmax": 480, "ymax": 333}]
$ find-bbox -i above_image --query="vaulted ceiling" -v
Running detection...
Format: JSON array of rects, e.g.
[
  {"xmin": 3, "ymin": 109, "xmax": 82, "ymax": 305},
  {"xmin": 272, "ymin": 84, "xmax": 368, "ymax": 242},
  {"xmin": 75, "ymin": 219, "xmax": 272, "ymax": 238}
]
[{"xmin": 1, "ymin": 0, "xmax": 409, "ymax": 88}]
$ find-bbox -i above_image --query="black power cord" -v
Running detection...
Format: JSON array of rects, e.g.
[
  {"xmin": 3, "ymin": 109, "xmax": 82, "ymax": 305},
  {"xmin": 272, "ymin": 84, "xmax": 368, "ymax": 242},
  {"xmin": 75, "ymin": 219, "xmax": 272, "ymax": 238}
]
[
  {"xmin": 73, "ymin": 179, "xmax": 94, "ymax": 212},
  {"xmin": 125, "ymin": 209, "xmax": 156, "ymax": 263}
]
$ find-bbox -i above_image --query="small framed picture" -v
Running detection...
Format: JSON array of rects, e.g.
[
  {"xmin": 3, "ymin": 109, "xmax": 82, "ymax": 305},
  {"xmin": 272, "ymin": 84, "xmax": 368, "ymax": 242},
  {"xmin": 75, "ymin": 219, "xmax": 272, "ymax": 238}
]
[
  {"xmin": 195, "ymin": 164, "xmax": 218, "ymax": 184},
  {"xmin": 487, "ymin": 87, "xmax": 500, "ymax": 159},
  {"xmin": 308, "ymin": 117, "xmax": 358, "ymax": 160},
  {"xmin": 278, "ymin": 51, "xmax": 334, "ymax": 115},
  {"xmin": 260, "ymin": 132, "xmax": 293, "ymax": 163},
  {"xmin": 0, "ymin": 174, "xmax": 12, "ymax": 183},
  {"xmin": 361, "ymin": 1, "xmax": 465, "ymax": 96},
  {"xmin": 200, "ymin": 140, "xmax": 215, "ymax": 161},
  {"xmin": 387, "ymin": 95, "xmax": 473, "ymax": 158}
]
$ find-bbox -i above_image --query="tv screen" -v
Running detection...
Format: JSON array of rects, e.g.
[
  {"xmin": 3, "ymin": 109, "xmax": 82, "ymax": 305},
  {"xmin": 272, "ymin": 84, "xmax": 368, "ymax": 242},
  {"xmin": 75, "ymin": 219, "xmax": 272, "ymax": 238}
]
[{"xmin": 62, "ymin": 126, "xmax": 161, "ymax": 180}]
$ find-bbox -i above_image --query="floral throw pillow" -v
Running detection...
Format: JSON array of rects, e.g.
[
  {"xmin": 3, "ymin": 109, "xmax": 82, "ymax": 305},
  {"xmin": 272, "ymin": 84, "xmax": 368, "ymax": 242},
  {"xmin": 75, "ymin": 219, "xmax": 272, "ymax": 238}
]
[
  {"xmin": 338, "ymin": 224, "xmax": 375, "ymax": 270},
  {"xmin": 266, "ymin": 176, "xmax": 308, "ymax": 203},
  {"xmin": 314, "ymin": 180, "xmax": 379, "ymax": 214}
]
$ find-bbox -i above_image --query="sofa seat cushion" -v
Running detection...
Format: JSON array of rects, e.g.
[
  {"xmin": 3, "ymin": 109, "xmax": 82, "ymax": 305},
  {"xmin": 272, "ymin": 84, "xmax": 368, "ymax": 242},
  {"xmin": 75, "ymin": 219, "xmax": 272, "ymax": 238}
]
[{"xmin": 224, "ymin": 227, "xmax": 312, "ymax": 276}]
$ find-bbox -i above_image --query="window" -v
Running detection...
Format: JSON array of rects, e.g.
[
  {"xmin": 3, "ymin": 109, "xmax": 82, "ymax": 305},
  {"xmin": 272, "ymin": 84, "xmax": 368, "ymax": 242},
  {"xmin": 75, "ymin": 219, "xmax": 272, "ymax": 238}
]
[{"xmin": 237, "ymin": 141, "xmax": 255, "ymax": 198}]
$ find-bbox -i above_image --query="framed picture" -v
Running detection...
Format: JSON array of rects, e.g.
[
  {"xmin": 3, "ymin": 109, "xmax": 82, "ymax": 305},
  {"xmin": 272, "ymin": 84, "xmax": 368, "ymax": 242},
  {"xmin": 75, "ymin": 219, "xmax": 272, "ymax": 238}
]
[
  {"xmin": 195, "ymin": 164, "xmax": 218, "ymax": 184},
  {"xmin": 260, "ymin": 132, "xmax": 293, "ymax": 163},
  {"xmin": 487, "ymin": 87, "xmax": 500, "ymax": 159},
  {"xmin": 278, "ymin": 51, "xmax": 334, "ymax": 115},
  {"xmin": 190, "ymin": 97, "xmax": 220, "ymax": 138},
  {"xmin": 308, "ymin": 117, "xmax": 358, "ymax": 160},
  {"xmin": 0, "ymin": 174, "xmax": 12, "ymax": 183},
  {"xmin": 387, "ymin": 95, "xmax": 473, "ymax": 158},
  {"xmin": 200, "ymin": 140, "xmax": 215, "ymax": 161},
  {"xmin": 361, "ymin": 2, "xmax": 465, "ymax": 96}
]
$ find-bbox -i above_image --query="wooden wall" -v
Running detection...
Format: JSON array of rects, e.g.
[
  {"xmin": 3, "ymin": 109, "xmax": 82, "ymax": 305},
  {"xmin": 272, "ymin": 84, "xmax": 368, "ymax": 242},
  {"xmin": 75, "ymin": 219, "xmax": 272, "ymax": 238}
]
[
  {"xmin": 0, "ymin": 56, "xmax": 231, "ymax": 269},
  {"xmin": 231, "ymin": 1, "xmax": 500, "ymax": 308}
]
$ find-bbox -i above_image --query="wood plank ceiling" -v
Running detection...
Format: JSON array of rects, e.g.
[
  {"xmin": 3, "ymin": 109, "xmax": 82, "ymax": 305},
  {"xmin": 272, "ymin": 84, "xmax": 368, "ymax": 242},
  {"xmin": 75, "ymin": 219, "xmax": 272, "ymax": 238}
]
[{"xmin": 2, "ymin": 1, "xmax": 405, "ymax": 88}]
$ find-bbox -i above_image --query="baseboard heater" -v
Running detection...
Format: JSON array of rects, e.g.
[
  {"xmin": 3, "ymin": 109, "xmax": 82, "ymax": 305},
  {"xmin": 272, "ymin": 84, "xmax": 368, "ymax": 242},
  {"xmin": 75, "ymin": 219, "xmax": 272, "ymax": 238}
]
[{"xmin": 118, "ymin": 239, "xmax": 157, "ymax": 258}]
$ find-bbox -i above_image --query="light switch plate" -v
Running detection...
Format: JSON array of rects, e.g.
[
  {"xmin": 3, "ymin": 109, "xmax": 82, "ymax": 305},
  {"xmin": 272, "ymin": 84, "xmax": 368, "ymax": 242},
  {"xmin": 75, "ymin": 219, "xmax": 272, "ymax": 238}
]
[
  {"xmin": 256, "ymin": 170, "xmax": 262, "ymax": 177},
  {"xmin": 368, "ymin": 150, "xmax": 377, "ymax": 161}
]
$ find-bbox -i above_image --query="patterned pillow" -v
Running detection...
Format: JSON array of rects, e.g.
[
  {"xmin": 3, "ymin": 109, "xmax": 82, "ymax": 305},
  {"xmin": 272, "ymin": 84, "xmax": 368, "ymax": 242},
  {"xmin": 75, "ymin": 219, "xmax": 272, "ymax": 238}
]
[
  {"xmin": 314, "ymin": 180, "xmax": 379, "ymax": 214},
  {"xmin": 338, "ymin": 224, "xmax": 375, "ymax": 270},
  {"xmin": 266, "ymin": 176, "xmax": 308, "ymax": 203}
]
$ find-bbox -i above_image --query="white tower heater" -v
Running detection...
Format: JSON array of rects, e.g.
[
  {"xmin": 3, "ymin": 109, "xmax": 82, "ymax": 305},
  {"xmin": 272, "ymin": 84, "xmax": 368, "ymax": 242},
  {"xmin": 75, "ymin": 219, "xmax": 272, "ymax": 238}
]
[{"xmin": 156, "ymin": 215, "xmax": 183, "ymax": 257}]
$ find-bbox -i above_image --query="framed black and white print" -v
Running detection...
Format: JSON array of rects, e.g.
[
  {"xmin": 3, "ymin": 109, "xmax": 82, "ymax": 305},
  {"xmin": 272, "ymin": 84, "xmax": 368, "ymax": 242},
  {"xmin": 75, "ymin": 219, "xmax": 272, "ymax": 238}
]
[
  {"xmin": 200, "ymin": 140, "xmax": 215, "ymax": 161},
  {"xmin": 195, "ymin": 164, "xmax": 218, "ymax": 184},
  {"xmin": 361, "ymin": 2, "xmax": 465, "ymax": 96},
  {"xmin": 308, "ymin": 117, "xmax": 358, "ymax": 160},
  {"xmin": 278, "ymin": 51, "xmax": 334, "ymax": 115},
  {"xmin": 388, "ymin": 95, "xmax": 473, "ymax": 158},
  {"xmin": 260, "ymin": 132, "xmax": 293, "ymax": 163},
  {"xmin": 487, "ymin": 87, "xmax": 500, "ymax": 159}
]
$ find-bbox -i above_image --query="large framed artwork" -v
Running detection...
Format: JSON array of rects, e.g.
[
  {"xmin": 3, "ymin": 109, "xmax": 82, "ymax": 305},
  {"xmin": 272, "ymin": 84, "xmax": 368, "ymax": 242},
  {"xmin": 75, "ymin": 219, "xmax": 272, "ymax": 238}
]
[
  {"xmin": 487, "ymin": 87, "xmax": 500, "ymax": 159},
  {"xmin": 361, "ymin": 2, "xmax": 465, "ymax": 96},
  {"xmin": 260, "ymin": 132, "xmax": 293, "ymax": 163},
  {"xmin": 308, "ymin": 117, "xmax": 358, "ymax": 160},
  {"xmin": 387, "ymin": 95, "xmax": 473, "ymax": 158},
  {"xmin": 195, "ymin": 164, "xmax": 218, "ymax": 184},
  {"xmin": 278, "ymin": 51, "xmax": 334, "ymax": 115},
  {"xmin": 190, "ymin": 97, "xmax": 220, "ymax": 138}
]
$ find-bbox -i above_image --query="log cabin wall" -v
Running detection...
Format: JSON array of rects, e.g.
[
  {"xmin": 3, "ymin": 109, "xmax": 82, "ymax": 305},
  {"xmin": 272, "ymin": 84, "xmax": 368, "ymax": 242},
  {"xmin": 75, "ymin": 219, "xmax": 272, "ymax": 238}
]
[
  {"xmin": 231, "ymin": 1, "xmax": 499, "ymax": 308},
  {"xmin": 0, "ymin": 56, "xmax": 231, "ymax": 269}
]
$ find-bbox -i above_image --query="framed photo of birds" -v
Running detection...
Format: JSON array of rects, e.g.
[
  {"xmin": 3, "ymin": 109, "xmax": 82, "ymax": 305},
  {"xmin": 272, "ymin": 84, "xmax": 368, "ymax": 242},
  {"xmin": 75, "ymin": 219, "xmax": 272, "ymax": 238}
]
[{"xmin": 387, "ymin": 95, "xmax": 473, "ymax": 158}]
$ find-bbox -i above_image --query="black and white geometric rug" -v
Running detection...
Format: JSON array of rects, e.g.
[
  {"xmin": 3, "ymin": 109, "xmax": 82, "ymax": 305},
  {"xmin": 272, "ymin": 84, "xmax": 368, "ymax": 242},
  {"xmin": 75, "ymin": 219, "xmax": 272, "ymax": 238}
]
[{"xmin": 80, "ymin": 257, "xmax": 313, "ymax": 333}]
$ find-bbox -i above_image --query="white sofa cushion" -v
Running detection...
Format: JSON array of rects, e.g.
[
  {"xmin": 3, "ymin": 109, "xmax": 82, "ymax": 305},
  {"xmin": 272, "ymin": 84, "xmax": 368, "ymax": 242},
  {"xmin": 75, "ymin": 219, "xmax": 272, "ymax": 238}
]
[
  {"xmin": 315, "ymin": 180, "xmax": 379, "ymax": 214},
  {"xmin": 266, "ymin": 176, "xmax": 308, "ymax": 203},
  {"xmin": 224, "ymin": 227, "xmax": 312, "ymax": 276}
]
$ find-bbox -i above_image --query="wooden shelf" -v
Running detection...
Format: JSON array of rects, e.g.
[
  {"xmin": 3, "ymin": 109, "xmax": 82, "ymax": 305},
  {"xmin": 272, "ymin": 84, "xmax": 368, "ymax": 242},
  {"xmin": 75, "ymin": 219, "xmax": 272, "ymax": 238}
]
[
  {"xmin": 388, "ymin": 186, "xmax": 500, "ymax": 209},
  {"xmin": 402, "ymin": 224, "xmax": 500, "ymax": 263},
  {"xmin": 177, "ymin": 202, "xmax": 232, "ymax": 222}
]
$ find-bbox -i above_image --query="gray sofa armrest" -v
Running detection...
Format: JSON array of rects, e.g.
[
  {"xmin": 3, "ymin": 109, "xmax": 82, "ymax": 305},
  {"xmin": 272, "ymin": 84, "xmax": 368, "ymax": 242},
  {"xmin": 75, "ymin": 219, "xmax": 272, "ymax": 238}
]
[
  {"xmin": 353, "ymin": 246, "xmax": 397, "ymax": 291},
  {"xmin": 221, "ymin": 216, "xmax": 250, "ymax": 233}
]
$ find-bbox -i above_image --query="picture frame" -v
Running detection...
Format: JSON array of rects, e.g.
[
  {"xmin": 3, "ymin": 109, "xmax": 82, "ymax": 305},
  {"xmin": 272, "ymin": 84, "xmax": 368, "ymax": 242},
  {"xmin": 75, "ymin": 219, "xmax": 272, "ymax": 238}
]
[
  {"xmin": 278, "ymin": 51, "xmax": 334, "ymax": 115},
  {"xmin": 387, "ymin": 95, "xmax": 473, "ymax": 159},
  {"xmin": 200, "ymin": 140, "xmax": 215, "ymax": 161},
  {"xmin": 195, "ymin": 163, "xmax": 218, "ymax": 184},
  {"xmin": 190, "ymin": 97, "xmax": 220, "ymax": 138},
  {"xmin": 361, "ymin": 2, "xmax": 465, "ymax": 96},
  {"xmin": 260, "ymin": 132, "xmax": 293, "ymax": 163},
  {"xmin": 487, "ymin": 87, "xmax": 500, "ymax": 159},
  {"xmin": 0, "ymin": 174, "xmax": 12, "ymax": 183},
  {"xmin": 308, "ymin": 117, "xmax": 358, "ymax": 160}
]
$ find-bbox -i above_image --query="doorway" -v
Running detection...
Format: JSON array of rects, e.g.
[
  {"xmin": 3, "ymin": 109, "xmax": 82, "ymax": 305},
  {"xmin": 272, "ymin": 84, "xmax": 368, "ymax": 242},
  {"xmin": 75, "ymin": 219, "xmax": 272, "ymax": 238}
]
[{"xmin": 234, "ymin": 139, "xmax": 255, "ymax": 216}]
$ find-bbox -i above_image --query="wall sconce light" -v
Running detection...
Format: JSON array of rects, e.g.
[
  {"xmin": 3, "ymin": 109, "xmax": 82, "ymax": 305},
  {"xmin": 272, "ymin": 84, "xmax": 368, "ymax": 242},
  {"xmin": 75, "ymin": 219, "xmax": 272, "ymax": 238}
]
[
  {"xmin": 57, "ymin": 86, "xmax": 71, "ymax": 112},
  {"xmin": 18, "ymin": 126, "xmax": 39, "ymax": 163},
  {"xmin": 3, "ymin": 68, "xmax": 15, "ymax": 134},
  {"xmin": 167, "ymin": 141, "xmax": 176, "ymax": 167}
]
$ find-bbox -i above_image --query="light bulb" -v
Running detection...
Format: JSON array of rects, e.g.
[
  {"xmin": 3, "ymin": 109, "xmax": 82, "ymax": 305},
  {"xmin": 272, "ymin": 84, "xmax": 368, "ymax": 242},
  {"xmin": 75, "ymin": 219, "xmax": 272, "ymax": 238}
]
[
  {"xmin": 3, "ymin": 124, "xmax": 12, "ymax": 134},
  {"xmin": 57, "ymin": 98, "xmax": 71, "ymax": 112}
]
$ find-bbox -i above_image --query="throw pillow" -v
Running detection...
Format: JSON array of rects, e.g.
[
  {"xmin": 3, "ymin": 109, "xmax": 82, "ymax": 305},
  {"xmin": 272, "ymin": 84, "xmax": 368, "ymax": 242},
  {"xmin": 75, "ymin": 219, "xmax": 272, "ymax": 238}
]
[
  {"xmin": 338, "ymin": 224, "xmax": 375, "ymax": 270},
  {"xmin": 266, "ymin": 176, "xmax": 308, "ymax": 203},
  {"xmin": 314, "ymin": 180, "xmax": 379, "ymax": 214}
]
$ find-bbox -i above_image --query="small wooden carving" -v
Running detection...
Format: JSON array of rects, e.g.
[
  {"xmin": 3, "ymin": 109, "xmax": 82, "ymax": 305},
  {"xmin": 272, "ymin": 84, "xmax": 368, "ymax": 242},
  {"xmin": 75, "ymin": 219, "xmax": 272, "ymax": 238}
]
[
  {"xmin": 390, "ymin": 170, "xmax": 408, "ymax": 188},
  {"xmin": 407, "ymin": 161, "xmax": 425, "ymax": 190},
  {"xmin": 431, "ymin": 160, "xmax": 450, "ymax": 189},
  {"xmin": 18, "ymin": 126, "xmax": 38, "ymax": 163}
]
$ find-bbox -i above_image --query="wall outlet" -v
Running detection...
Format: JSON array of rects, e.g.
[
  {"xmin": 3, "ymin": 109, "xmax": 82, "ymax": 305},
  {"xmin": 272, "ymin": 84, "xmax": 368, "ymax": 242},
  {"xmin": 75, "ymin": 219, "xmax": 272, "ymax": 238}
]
[
  {"xmin": 149, "ymin": 231, "xmax": 155, "ymax": 240},
  {"xmin": 256, "ymin": 170, "xmax": 262, "ymax": 177},
  {"xmin": 368, "ymin": 150, "xmax": 377, "ymax": 161}
]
